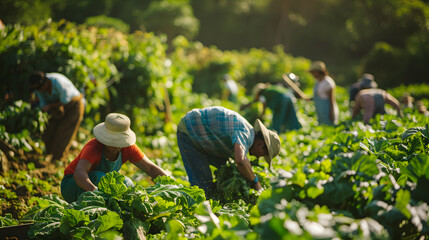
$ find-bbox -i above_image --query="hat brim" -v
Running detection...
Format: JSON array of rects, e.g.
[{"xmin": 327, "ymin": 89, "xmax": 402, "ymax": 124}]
[
  {"xmin": 93, "ymin": 122, "xmax": 136, "ymax": 148},
  {"xmin": 254, "ymin": 119, "xmax": 276, "ymax": 166}
]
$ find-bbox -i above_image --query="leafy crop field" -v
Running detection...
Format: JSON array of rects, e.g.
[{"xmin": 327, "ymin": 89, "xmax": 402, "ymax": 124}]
[
  {"xmin": 1, "ymin": 21, "xmax": 429, "ymax": 239},
  {"xmin": 1, "ymin": 88, "xmax": 428, "ymax": 240}
]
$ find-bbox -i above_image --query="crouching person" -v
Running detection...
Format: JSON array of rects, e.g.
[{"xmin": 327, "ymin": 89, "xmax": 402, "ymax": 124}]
[
  {"xmin": 177, "ymin": 106, "xmax": 281, "ymax": 199},
  {"xmin": 61, "ymin": 113, "xmax": 168, "ymax": 203}
]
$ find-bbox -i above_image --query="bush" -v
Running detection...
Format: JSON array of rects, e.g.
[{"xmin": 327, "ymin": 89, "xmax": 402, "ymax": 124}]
[{"xmin": 85, "ymin": 15, "xmax": 130, "ymax": 33}]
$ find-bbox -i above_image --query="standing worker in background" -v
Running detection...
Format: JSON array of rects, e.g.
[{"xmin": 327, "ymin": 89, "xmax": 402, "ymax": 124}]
[
  {"xmin": 352, "ymin": 89, "xmax": 403, "ymax": 124},
  {"xmin": 29, "ymin": 71, "xmax": 85, "ymax": 162},
  {"xmin": 61, "ymin": 113, "xmax": 169, "ymax": 203},
  {"xmin": 222, "ymin": 74, "xmax": 239, "ymax": 103},
  {"xmin": 309, "ymin": 61, "xmax": 339, "ymax": 126},
  {"xmin": 247, "ymin": 82, "xmax": 302, "ymax": 133},
  {"xmin": 176, "ymin": 106, "xmax": 280, "ymax": 198}
]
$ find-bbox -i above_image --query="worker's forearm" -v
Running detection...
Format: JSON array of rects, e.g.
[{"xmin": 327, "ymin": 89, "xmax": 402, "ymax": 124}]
[
  {"xmin": 43, "ymin": 102, "xmax": 63, "ymax": 112},
  {"xmin": 134, "ymin": 157, "xmax": 168, "ymax": 179},
  {"xmin": 233, "ymin": 143, "xmax": 256, "ymax": 181},
  {"xmin": 73, "ymin": 170, "xmax": 97, "ymax": 191},
  {"xmin": 235, "ymin": 160, "xmax": 256, "ymax": 182},
  {"xmin": 147, "ymin": 165, "xmax": 168, "ymax": 179}
]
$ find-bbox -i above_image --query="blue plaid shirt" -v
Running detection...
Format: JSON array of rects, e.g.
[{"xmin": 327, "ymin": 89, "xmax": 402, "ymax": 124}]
[{"xmin": 178, "ymin": 106, "xmax": 255, "ymax": 159}]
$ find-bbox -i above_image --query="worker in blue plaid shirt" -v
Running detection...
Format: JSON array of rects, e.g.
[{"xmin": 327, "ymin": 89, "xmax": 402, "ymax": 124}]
[{"xmin": 177, "ymin": 106, "xmax": 280, "ymax": 198}]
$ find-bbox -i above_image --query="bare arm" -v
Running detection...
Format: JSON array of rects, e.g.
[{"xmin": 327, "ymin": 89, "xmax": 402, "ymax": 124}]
[
  {"xmin": 328, "ymin": 88, "xmax": 336, "ymax": 122},
  {"xmin": 233, "ymin": 143, "xmax": 261, "ymax": 190},
  {"xmin": 132, "ymin": 155, "xmax": 168, "ymax": 179},
  {"xmin": 385, "ymin": 93, "xmax": 403, "ymax": 117},
  {"xmin": 43, "ymin": 102, "xmax": 63, "ymax": 112},
  {"xmin": 73, "ymin": 159, "xmax": 98, "ymax": 191}
]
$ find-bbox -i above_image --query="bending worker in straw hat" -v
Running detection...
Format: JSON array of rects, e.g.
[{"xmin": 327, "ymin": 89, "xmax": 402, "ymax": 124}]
[
  {"xmin": 177, "ymin": 106, "xmax": 281, "ymax": 198},
  {"xmin": 61, "ymin": 113, "xmax": 168, "ymax": 203},
  {"xmin": 247, "ymin": 82, "xmax": 302, "ymax": 133}
]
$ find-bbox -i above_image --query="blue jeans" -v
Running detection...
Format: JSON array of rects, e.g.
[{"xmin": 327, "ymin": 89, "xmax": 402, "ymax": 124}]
[{"xmin": 177, "ymin": 131, "xmax": 227, "ymax": 198}]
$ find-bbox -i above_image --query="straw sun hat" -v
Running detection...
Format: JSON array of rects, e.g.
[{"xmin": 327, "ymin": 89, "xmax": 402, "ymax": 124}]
[
  {"xmin": 252, "ymin": 83, "xmax": 268, "ymax": 99},
  {"xmin": 309, "ymin": 61, "xmax": 327, "ymax": 73},
  {"xmin": 254, "ymin": 119, "xmax": 281, "ymax": 166},
  {"xmin": 93, "ymin": 113, "xmax": 136, "ymax": 148}
]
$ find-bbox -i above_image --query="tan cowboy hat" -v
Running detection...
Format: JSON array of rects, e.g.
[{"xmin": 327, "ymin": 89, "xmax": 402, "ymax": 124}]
[
  {"xmin": 309, "ymin": 61, "xmax": 326, "ymax": 73},
  {"xmin": 252, "ymin": 83, "xmax": 268, "ymax": 98},
  {"xmin": 254, "ymin": 119, "xmax": 281, "ymax": 166},
  {"xmin": 93, "ymin": 113, "xmax": 136, "ymax": 148}
]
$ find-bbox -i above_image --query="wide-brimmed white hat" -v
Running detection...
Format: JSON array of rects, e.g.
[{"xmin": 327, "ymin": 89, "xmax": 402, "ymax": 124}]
[
  {"xmin": 93, "ymin": 113, "xmax": 136, "ymax": 148},
  {"xmin": 254, "ymin": 119, "xmax": 281, "ymax": 166}
]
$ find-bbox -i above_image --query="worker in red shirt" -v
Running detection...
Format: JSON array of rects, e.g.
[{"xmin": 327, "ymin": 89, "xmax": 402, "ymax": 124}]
[{"xmin": 61, "ymin": 113, "xmax": 168, "ymax": 203}]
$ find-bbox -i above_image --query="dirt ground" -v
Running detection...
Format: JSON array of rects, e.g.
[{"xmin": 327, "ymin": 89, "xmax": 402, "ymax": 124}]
[{"xmin": 0, "ymin": 141, "xmax": 81, "ymax": 220}]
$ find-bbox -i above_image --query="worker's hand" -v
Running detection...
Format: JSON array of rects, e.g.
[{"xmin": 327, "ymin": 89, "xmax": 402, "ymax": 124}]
[
  {"xmin": 253, "ymin": 181, "xmax": 262, "ymax": 191},
  {"xmin": 42, "ymin": 105, "xmax": 50, "ymax": 112}
]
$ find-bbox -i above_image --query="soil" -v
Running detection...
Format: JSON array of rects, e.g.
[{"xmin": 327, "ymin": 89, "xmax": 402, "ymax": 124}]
[
  {"xmin": 0, "ymin": 139, "xmax": 161, "ymax": 220},
  {"xmin": 0, "ymin": 143, "xmax": 79, "ymax": 220}
]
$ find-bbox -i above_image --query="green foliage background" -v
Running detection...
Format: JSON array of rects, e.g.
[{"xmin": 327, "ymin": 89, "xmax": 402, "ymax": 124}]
[{"xmin": 1, "ymin": 0, "xmax": 428, "ymax": 88}]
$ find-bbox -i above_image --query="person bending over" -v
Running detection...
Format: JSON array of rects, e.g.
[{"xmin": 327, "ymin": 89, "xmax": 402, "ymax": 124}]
[
  {"xmin": 176, "ymin": 106, "xmax": 281, "ymax": 198},
  {"xmin": 61, "ymin": 113, "xmax": 168, "ymax": 203}
]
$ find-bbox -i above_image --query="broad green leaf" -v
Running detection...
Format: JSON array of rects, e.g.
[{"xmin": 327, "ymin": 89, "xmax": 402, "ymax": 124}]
[
  {"xmin": 79, "ymin": 206, "xmax": 110, "ymax": 218},
  {"xmin": 131, "ymin": 197, "xmax": 154, "ymax": 217},
  {"xmin": 59, "ymin": 209, "xmax": 90, "ymax": 234},
  {"xmin": 98, "ymin": 171, "xmax": 128, "ymax": 198},
  {"xmin": 194, "ymin": 201, "xmax": 220, "ymax": 234},
  {"xmin": 73, "ymin": 191, "xmax": 106, "ymax": 209},
  {"xmin": 123, "ymin": 217, "xmax": 149, "ymax": 240},
  {"xmin": 70, "ymin": 226, "xmax": 94, "ymax": 240},
  {"xmin": 95, "ymin": 211, "xmax": 124, "ymax": 235},
  {"xmin": 28, "ymin": 221, "xmax": 61, "ymax": 239},
  {"xmin": 403, "ymin": 154, "xmax": 429, "ymax": 182},
  {"xmin": 319, "ymin": 181, "xmax": 355, "ymax": 205},
  {"xmin": 385, "ymin": 120, "xmax": 400, "ymax": 132},
  {"xmin": 395, "ymin": 189, "xmax": 411, "ymax": 219},
  {"xmin": 0, "ymin": 213, "xmax": 19, "ymax": 227},
  {"xmin": 402, "ymin": 126, "xmax": 427, "ymax": 140},
  {"xmin": 166, "ymin": 219, "xmax": 186, "ymax": 240},
  {"xmin": 290, "ymin": 170, "xmax": 307, "ymax": 187}
]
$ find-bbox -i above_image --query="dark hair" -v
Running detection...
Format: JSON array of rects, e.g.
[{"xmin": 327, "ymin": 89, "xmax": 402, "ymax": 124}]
[{"xmin": 29, "ymin": 71, "xmax": 46, "ymax": 90}]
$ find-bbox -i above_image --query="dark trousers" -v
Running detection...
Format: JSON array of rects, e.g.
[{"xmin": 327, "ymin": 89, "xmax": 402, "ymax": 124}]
[
  {"xmin": 177, "ymin": 131, "xmax": 227, "ymax": 198},
  {"xmin": 43, "ymin": 96, "xmax": 84, "ymax": 160}
]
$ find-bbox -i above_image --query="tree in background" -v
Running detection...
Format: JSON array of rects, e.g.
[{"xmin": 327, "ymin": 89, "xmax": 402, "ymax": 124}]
[
  {"xmin": 192, "ymin": 0, "xmax": 429, "ymax": 87},
  {"xmin": 349, "ymin": 0, "xmax": 429, "ymax": 88},
  {"xmin": 0, "ymin": 0, "xmax": 55, "ymax": 25},
  {"xmin": 1, "ymin": 0, "xmax": 428, "ymax": 89},
  {"xmin": 137, "ymin": 0, "xmax": 199, "ymax": 41}
]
